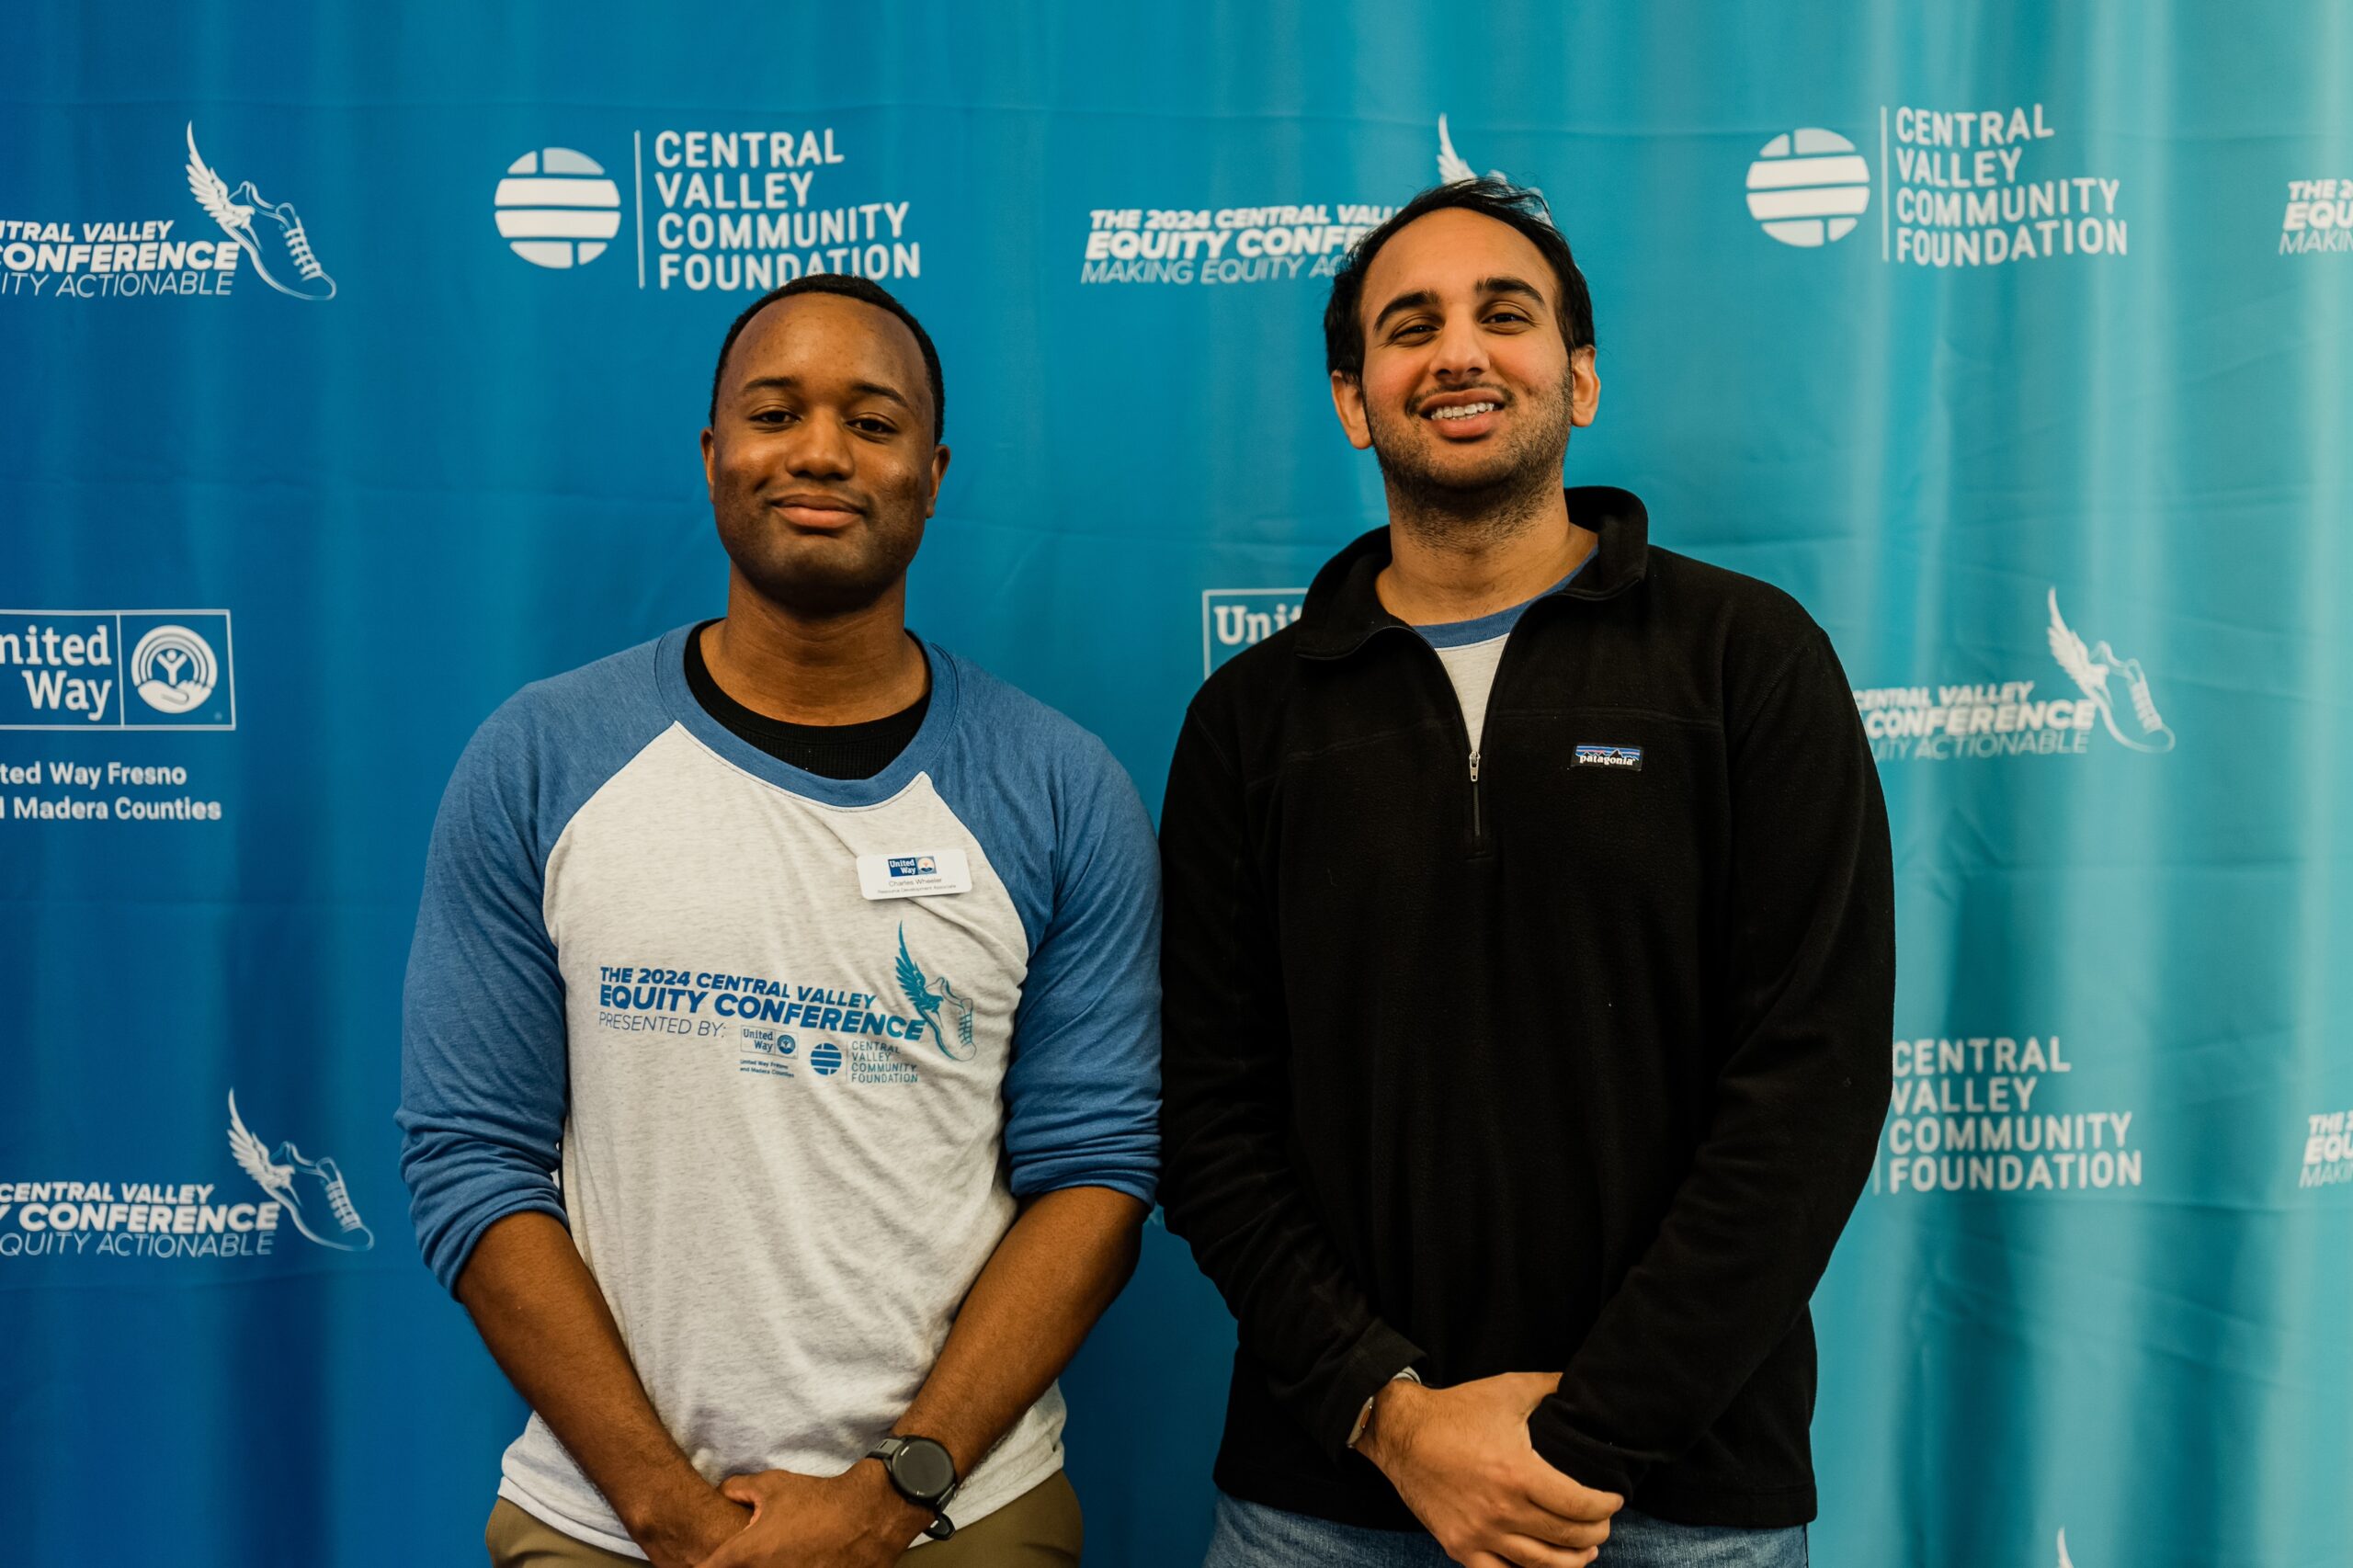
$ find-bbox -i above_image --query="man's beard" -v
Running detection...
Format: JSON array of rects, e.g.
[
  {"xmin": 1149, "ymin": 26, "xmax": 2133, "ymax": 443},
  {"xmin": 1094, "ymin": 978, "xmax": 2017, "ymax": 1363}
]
[
  {"xmin": 1365, "ymin": 369, "xmax": 1577, "ymax": 547},
  {"xmin": 713, "ymin": 503, "xmax": 926, "ymax": 619}
]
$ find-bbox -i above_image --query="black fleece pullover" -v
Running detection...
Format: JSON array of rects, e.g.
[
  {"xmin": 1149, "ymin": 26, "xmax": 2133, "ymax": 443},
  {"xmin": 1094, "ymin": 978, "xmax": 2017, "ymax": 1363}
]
[{"xmin": 1158, "ymin": 488, "xmax": 1894, "ymax": 1530}]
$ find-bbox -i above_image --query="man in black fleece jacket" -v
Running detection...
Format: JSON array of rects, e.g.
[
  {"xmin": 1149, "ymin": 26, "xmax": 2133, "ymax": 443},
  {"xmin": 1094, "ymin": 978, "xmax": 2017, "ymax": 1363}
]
[{"xmin": 1160, "ymin": 180, "xmax": 1894, "ymax": 1568}]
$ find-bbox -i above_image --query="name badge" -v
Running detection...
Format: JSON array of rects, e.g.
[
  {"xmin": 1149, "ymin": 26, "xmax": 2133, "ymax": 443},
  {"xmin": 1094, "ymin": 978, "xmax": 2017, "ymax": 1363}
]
[{"xmin": 857, "ymin": 848, "xmax": 973, "ymax": 901}]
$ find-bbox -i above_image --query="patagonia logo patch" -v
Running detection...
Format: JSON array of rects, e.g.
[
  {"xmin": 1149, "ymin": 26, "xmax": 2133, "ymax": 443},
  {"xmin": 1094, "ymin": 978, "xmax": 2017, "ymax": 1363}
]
[{"xmin": 1574, "ymin": 744, "xmax": 1644, "ymax": 771}]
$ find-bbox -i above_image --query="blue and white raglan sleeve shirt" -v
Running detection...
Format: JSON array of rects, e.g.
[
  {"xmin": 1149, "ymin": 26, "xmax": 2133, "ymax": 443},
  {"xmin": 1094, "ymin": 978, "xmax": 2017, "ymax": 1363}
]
[{"xmin": 396, "ymin": 628, "xmax": 1160, "ymax": 1557}]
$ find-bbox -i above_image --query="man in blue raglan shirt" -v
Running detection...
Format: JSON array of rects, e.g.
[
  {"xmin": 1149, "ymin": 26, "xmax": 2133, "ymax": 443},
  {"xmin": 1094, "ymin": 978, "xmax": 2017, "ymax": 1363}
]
[{"xmin": 399, "ymin": 277, "xmax": 1161, "ymax": 1568}]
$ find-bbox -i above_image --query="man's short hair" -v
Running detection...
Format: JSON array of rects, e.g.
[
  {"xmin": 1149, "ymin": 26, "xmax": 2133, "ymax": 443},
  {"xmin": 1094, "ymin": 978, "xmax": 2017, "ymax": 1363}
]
[
  {"xmin": 707, "ymin": 275, "xmax": 946, "ymax": 440},
  {"xmin": 1323, "ymin": 178, "xmax": 1595, "ymax": 381}
]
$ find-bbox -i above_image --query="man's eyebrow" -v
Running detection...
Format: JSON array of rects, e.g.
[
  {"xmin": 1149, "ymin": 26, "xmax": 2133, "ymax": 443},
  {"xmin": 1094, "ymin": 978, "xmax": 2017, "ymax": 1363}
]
[
  {"xmin": 734, "ymin": 374, "xmax": 913, "ymax": 412},
  {"xmin": 1476, "ymin": 275, "xmax": 1550, "ymax": 309},
  {"xmin": 1370, "ymin": 278, "xmax": 1551, "ymax": 335},
  {"xmin": 1370, "ymin": 288, "xmax": 1438, "ymax": 335}
]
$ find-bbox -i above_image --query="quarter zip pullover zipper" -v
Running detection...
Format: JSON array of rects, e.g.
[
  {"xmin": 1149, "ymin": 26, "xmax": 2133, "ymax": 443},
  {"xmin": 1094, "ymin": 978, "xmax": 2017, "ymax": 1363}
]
[
  {"xmin": 1468, "ymin": 748, "xmax": 1487, "ymax": 853},
  {"xmin": 1405, "ymin": 627, "xmax": 1492, "ymax": 858}
]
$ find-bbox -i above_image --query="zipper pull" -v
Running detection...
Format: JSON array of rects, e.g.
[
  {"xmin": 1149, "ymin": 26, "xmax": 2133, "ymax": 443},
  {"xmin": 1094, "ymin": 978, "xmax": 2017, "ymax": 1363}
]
[{"xmin": 1469, "ymin": 751, "xmax": 1481, "ymax": 784}]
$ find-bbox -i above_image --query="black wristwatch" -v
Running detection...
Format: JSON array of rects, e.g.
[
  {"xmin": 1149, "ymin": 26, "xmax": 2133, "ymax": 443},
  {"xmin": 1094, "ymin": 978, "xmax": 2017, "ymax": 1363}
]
[{"xmin": 866, "ymin": 1434, "xmax": 961, "ymax": 1540}]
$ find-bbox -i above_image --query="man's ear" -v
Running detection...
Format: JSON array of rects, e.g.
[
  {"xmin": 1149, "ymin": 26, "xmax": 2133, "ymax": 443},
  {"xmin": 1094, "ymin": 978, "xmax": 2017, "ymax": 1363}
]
[
  {"xmin": 1330, "ymin": 371, "xmax": 1374, "ymax": 451},
  {"xmin": 1569, "ymin": 347, "xmax": 1601, "ymax": 429},
  {"xmin": 699, "ymin": 426, "xmax": 717, "ymax": 495},
  {"xmin": 925, "ymin": 443, "xmax": 952, "ymax": 518}
]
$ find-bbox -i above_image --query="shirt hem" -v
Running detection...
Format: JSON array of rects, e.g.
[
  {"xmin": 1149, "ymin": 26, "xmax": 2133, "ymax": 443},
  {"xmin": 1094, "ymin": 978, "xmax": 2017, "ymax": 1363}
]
[
  {"xmin": 494, "ymin": 1443, "xmax": 1065, "ymax": 1561},
  {"xmin": 919, "ymin": 1449, "xmax": 1063, "ymax": 1547},
  {"xmin": 1210, "ymin": 1454, "xmax": 1418, "ymax": 1533},
  {"xmin": 1627, "ymin": 1479, "xmax": 1818, "ymax": 1530},
  {"xmin": 496, "ymin": 1477, "xmax": 648, "ymax": 1560}
]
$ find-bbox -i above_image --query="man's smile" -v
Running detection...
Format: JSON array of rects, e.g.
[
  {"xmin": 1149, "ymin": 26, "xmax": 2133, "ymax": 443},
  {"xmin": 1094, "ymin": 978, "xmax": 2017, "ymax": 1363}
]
[
  {"xmin": 1416, "ymin": 389, "xmax": 1508, "ymax": 439},
  {"xmin": 767, "ymin": 492, "xmax": 866, "ymax": 528}
]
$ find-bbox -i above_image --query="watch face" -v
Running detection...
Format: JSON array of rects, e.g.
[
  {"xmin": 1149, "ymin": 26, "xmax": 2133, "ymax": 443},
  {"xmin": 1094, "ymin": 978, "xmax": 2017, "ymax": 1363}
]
[{"xmin": 893, "ymin": 1437, "xmax": 957, "ymax": 1501}]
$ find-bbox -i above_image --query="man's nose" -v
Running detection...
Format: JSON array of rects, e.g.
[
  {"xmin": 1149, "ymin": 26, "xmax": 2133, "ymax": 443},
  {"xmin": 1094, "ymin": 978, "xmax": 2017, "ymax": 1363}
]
[
  {"xmin": 1427, "ymin": 313, "xmax": 1488, "ymax": 381},
  {"xmin": 784, "ymin": 415, "xmax": 855, "ymax": 480}
]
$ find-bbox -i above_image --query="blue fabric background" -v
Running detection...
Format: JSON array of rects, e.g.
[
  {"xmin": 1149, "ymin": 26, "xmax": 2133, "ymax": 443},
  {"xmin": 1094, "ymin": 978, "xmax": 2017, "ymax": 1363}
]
[{"xmin": 3, "ymin": 4, "xmax": 2347, "ymax": 1564}]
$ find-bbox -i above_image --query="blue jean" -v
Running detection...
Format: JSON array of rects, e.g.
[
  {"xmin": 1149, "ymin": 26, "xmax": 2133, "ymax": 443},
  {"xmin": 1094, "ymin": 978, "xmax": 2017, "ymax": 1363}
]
[{"xmin": 1202, "ymin": 1491, "xmax": 1807, "ymax": 1568}]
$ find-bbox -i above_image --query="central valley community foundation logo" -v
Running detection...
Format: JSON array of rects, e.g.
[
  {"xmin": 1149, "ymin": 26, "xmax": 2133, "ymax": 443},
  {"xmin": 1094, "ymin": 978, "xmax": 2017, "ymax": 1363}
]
[
  {"xmin": 1877, "ymin": 1032, "xmax": 2143, "ymax": 1197},
  {"xmin": 493, "ymin": 148, "xmax": 623, "ymax": 268},
  {"xmin": 1747, "ymin": 103, "xmax": 2128, "ymax": 267},
  {"xmin": 1851, "ymin": 586, "xmax": 2172, "ymax": 764},
  {"xmin": 491, "ymin": 128, "xmax": 921, "ymax": 291},
  {"xmin": 0, "ymin": 1089, "xmax": 371, "ymax": 1265},
  {"xmin": 1745, "ymin": 129, "xmax": 1871, "ymax": 246},
  {"xmin": 2, "ymin": 122, "xmax": 333, "ymax": 304}
]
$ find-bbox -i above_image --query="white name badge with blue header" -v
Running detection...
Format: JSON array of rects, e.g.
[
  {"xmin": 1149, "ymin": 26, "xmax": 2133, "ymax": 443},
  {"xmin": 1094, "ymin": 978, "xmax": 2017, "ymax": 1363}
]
[{"xmin": 857, "ymin": 848, "xmax": 973, "ymax": 900}]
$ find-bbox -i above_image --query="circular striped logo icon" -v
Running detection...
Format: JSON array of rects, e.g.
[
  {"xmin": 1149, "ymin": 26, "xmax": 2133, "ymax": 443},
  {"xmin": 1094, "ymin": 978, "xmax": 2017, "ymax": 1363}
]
[
  {"xmin": 494, "ymin": 148, "xmax": 622, "ymax": 269},
  {"xmin": 1745, "ymin": 130, "xmax": 1870, "ymax": 247}
]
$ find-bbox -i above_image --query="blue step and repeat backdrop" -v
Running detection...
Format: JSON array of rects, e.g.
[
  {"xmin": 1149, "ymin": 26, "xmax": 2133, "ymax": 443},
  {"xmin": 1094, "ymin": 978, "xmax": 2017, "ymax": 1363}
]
[{"xmin": 4, "ymin": 3, "xmax": 2348, "ymax": 1564}]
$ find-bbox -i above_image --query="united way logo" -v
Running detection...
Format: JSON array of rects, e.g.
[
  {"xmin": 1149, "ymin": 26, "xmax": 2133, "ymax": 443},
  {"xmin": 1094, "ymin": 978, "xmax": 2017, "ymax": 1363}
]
[
  {"xmin": 895, "ymin": 925, "xmax": 975, "ymax": 1062},
  {"xmin": 494, "ymin": 148, "xmax": 623, "ymax": 268},
  {"xmin": 1202, "ymin": 589, "xmax": 1305, "ymax": 677},
  {"xmin": 130, "ymin": 623, "xmax": 219, "ymax": 714},
  {"xmin": 226, "ymin": 1090, "xmax": 372, "ymax": 1253},
  {"xmin": 888, "ymin": 855, "xmax": 938, "ymax": 879},
  {"xmin": 739, "ymin": 1028, "xmax": 798, "ymax": 1077},
  {"xmin": 185, "ymin": 124, "xmax": 335, "ymax": 301},
  {"xmin": 0, "ymin": 610, "xmax": 234, "ymax": 730}
]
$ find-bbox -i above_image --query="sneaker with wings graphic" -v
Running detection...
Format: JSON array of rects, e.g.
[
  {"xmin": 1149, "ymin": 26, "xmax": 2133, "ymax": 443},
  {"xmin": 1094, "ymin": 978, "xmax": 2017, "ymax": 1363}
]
[
  {"xmin": 273, "ymin": 1142, "xmax": 373, "ymax": 1250},
  {"xmin": 185, "ymin": 124, "xmax": 337, "ymax": 301},
  {"xmin": 226, "ymin": 1089, "xmax": 374, "ymax": 1252},
  {"xmin": 896, "ymin": 924, "xmax": 977, "ymax": 1062},
  {"xmin": 2046, "ymin": 587, "xmax": 2175, "ymax": 753}
]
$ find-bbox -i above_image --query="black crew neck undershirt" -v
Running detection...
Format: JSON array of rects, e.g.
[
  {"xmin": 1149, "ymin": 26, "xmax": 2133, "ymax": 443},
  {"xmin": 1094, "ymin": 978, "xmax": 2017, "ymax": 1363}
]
[{"xmin": 683, "ymin": 620, "xmax": 930, "ymax": 780}]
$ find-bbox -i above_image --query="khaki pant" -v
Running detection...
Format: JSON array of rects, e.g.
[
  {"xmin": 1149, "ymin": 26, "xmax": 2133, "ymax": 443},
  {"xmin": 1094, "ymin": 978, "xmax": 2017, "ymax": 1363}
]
[{"xmin": 486, "ymin": 1471, "xmax": 1083, "ymax": 1566}]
